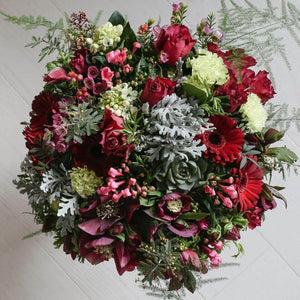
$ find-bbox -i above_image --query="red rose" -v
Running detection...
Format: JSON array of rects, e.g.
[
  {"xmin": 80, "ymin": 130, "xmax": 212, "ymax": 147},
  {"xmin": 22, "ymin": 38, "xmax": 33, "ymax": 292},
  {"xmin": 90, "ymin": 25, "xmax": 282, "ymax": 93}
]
[
  {"xmin": 249, "ymin": 70, "xmax": 275, "ymax": 104},
  {"xmin": 153, "ymin": 25, "xmax": 196, "ymax": 65},
  {"xmin": 141, "ymin": 77, "xmax": 177, "ymax": 106},
  {"xmin": 70, "ymin": 48, "xmax": 89, "ymax": 74},
  {"xmin": 100, "ymin": 110, "xmax": 133, "ymax": 159}
]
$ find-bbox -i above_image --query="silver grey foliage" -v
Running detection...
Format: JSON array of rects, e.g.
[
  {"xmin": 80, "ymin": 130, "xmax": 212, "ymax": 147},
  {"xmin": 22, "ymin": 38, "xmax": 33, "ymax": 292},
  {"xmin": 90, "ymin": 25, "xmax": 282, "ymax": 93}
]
[{"xmin": 142, "ymin": 94, "xmax": 211, "ymax": 162}]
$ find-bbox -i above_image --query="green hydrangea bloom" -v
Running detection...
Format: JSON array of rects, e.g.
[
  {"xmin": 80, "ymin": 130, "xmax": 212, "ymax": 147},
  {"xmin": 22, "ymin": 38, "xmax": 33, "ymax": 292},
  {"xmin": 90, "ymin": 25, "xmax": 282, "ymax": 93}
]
[
  {"xmin": 186, "ymin": 49, "xmax": 229, "ymax": 90},
  {"xmin": 101, "ymin": 83, "xmax": 138, "ymax": 117},
  {"xmin": 86, "ymin": 22, "xmax": 123, "ymax": 53},
  {"xmin": 240, "ymin": 93, "xmax": 267, "ymax": 132},
  {"xmin": 70, "ymin": 167, "xmax": 103, "ymax": 199}
]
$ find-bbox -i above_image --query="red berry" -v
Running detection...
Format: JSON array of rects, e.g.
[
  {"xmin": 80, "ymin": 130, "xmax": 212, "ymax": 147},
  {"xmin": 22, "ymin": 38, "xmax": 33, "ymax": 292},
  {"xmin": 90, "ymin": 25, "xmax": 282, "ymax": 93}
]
[
  {"xmin": 77, "ymin": 90, "xmax": 83, "ymax": 96},
  {"xmin": 81, "ymin": 87, "xmax": 87, "ymax": 92},
  {"xmin": 83, "ymin": 92, "xmax": 89, "ymax": 98}
]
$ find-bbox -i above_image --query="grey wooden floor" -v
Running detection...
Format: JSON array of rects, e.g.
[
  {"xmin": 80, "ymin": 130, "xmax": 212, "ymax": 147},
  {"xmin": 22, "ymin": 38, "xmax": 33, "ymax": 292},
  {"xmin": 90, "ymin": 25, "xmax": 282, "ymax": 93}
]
[{"xmin": 0, "ymin": 0, "xmax": 299, "ymax": 299}]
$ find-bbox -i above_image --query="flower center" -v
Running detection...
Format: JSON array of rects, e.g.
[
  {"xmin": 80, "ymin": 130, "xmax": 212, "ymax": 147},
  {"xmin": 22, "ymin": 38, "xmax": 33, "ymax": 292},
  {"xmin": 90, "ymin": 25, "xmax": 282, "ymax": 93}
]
[
  {"xmin": 206, "ymin": 130, "xmax": 226, "ymax": 150},
  {"xmin": 96, "ymin": 200, "xmax": 118, "ymax": 219},
  {"xmin": 167, "ymin": 198, "xmax": 183, "ymax": 213},
  {"xmin": 94, "ymin": 245, "xmax": 114, "ymax": 259},
  {"xmin": 237, "ymin": 172, "xmax": 249, "ymax": 193}
]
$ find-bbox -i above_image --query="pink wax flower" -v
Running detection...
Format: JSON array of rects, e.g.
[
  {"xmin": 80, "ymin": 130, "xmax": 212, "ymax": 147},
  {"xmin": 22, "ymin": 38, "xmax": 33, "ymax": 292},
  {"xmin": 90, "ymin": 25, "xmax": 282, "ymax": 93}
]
[
  {"xmin": 122, "ymin": 64, "xmax": 131, "ymax": 74},
  {"xmin": 172, "ymin": 2, "xmax": 183, "ymax": 11},
  {"xmin": 84, "ymin": 77, "xmax": 95, "ymax": 89},
  {"xmin": 87, "ymin": 66, "xmax": 99, "ymax": 79},
  {"xmin": 159, "ymin": 51, "xmax": 169, "ymax": 63},
  {"xmin": 203, "ymin": 25, "xmax": 213, "ymax": 35},
  {"xmin": 101, "ymin": 67, "xmax": 114, "ymax": 82}
]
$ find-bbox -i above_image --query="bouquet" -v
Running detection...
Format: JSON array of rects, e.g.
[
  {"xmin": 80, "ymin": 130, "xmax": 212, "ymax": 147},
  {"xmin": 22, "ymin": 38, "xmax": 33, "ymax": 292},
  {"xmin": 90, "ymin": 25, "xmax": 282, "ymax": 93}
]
[{"xmin": 9, "ymin": 2, "xmax": 298, "ymax": 297}]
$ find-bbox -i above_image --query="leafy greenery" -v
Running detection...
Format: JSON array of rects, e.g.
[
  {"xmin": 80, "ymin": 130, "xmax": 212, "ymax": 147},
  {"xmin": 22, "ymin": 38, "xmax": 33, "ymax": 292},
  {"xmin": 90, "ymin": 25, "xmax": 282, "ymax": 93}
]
[{"xmin": 219, "ymin": 0, "xmax": 300, "ymax": 84}]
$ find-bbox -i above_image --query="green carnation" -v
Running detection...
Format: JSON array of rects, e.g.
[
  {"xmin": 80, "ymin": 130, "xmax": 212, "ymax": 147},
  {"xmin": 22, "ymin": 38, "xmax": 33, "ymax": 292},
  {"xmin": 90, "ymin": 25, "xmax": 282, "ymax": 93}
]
[
  {"xmin": 240, "ymin": 93, "xmax": 267, "ymax": 132},
  {"xmin": 70, "ymin": 167, "xmax": 103, "ymax": 199},
  {"xmin": 184, "ymin": 50, "xmax": 229, "ymax": 98}
]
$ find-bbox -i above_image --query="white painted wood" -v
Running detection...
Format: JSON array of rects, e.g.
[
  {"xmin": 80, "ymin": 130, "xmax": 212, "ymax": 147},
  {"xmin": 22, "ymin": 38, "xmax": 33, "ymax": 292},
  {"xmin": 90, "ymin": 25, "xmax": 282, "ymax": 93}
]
[{"xmin": 0, "ymin": 0, "xmax": 299, "ymax": 299}]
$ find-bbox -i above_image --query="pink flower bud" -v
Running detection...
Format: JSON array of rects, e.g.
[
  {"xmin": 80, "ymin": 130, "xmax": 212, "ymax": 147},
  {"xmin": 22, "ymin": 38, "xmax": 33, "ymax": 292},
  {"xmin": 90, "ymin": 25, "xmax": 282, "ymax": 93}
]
[
  {"xmin": 108, "ymin": 168, "xmax": 123, "ymax": 178},
  {"xmin": 121, "ymin": 188, "xmax": 132, "ymax": 198},
  {"xmin": 132, "ymin": 42, "xmax": 141, "ymax": 55},
  {"xmin": 198, "ymin": 218, "xmax": 209, "ymax": 230},
  {"xmin": 122, "ymin": 64, "xmax": 131, "ymax": 73},
  {"xmin": 180, "ymin": 249, "xmax": 201, "ymax": 269},
  {"xmin": 202, "ymin": 25, "xmax": 213, "ymax": 35},
  {"xmin": 211, "ymin": 241, "xmax": 223, "ymax": 250},
  {"xmin": 128, "ymin": 178, "xmax": 137, "ymax": 186}
]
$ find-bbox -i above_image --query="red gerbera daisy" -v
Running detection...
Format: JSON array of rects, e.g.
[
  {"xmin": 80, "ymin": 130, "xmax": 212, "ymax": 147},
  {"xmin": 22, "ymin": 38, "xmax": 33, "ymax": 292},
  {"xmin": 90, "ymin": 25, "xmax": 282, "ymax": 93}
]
[
  {"xmin": 197, "ymin": 115, "xmax": 244, "ymax": 164},
  {"xmin": 231, "ymin": 156, "xmax": 264, "ymax": 211}
]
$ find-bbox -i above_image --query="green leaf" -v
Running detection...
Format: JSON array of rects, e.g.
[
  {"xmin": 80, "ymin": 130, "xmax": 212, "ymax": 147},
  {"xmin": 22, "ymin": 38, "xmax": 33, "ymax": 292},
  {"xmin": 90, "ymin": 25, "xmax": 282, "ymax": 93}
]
[
  {"xmin": 268, "ymin": 185, "xmax": 287, "ymax": 208},
  {"xmin": 108, "ymin": 11, "xmax": 125, "ymax": 26},
  {"xmin": 266, "ymin": 146, "xmax": 298, "ymax": 163},
  {"xmin": 180, "ymin": 212, "xmax": 209, "ymax": 221},
  {"xmin": 183, "ymin": 81, "xmax": 207, "ymax": 101},
  {"xmin": 121, "ymin": 21, "xmax": 137, "ymax": 48},
  {"xmin": 114, "ymin": 232, "xmax": 125, "ymax": 242},
  {"xmin": 182, "ymin": 269, "xmax": 196, "ymax": 293},
  {"xmin": 147, "ymin": 190, "xmax": 162, "ymax": 197},
  {"xmin": 139, "ymin": 196, "xmax": 156, "ymax": 207},
  {"xmin": 264, "ymin": 128, "xmax": 285, "ymax": 145}
]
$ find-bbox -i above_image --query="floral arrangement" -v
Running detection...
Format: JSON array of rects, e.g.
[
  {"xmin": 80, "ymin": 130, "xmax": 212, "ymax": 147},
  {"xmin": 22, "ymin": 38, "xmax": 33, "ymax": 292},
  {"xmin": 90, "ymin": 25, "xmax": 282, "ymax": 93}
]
[{"xmin": 10, "ymin": 3, "xmax": 299, "ymax": 297}]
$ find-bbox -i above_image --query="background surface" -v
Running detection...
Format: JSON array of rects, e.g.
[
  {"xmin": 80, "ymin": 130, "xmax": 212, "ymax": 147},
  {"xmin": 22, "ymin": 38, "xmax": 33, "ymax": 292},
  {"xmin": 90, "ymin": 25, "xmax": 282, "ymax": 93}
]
[{"xmin": 0, "ymin": 0, "xmax": 299, "ymax": 299}]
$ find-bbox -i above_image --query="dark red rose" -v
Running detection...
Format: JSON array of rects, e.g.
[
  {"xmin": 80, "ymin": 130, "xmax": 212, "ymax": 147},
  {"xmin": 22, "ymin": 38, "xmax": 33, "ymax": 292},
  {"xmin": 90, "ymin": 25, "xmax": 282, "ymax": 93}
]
[
  {"xmin": 248, "ymin": 70, "xmax": 275, "ymax": 104},
  {"xmin": 153, "ymin": 25, "xmax": 196, "ymax": 65},
  {"xmin": 70, "ymin": 48, "xmax": 89, "ymax": 74},
  {"xmin": 100, "ymin": 110, "xmax": 133, "ymax": 159},
  {"xmin": 158, "ymin": 193, "xmax": 193, "ymax": 221},
  {"xmin": 141, "ymin": 77, "xmax": 177, "ymax": 106}
]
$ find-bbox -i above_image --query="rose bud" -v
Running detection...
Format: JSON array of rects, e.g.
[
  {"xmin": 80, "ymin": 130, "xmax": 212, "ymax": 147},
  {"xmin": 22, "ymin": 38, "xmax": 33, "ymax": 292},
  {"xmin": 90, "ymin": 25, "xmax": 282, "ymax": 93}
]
[
  {"xmin": 141, "ymin": 77, "xmax": 176, "ymax": 106},
  {"xmin": 180, "ymin": 249, "xmax": 201, "ymax": 269}
]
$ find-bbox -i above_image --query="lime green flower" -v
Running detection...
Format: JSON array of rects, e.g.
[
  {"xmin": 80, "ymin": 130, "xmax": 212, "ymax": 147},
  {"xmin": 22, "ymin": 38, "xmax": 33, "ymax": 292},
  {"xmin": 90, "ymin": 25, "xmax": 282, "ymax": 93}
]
[
  {"xmin": 240, "ymin": 93, "xmax": 267, "ymax": 132},
  {"xmin": 101, "ymin": 83, "xmax": 138, "ymax": 117},
  {"xmin": 87, "ymin": 22, "xmax": 123, "ymax": 53},
  {"xmin": 186, "ymin": 49, "xmax": 229, "ymax": 90},
  {"xmin": 70, "ymin": 167, "xmax": 103, "ymax": 199}
]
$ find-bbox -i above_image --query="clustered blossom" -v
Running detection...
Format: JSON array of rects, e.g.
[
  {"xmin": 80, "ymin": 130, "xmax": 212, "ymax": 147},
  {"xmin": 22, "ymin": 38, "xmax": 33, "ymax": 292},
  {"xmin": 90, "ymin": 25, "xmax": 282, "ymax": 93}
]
[
  {"xmin": 87, "ymin": 21, "xmax": 123, "ymax": 53},
  {"xmin": 17, "ymin": 3, "xmax": 294, "ymax": 297},
  {"xmin": 70, "ymin": 167, "xmax": 103, "ymax": 199},
  {"xmin": 101, "ymin": 83, "xmax": 138, "ymax": 116}
]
